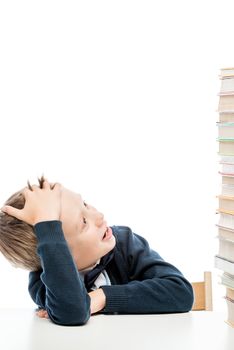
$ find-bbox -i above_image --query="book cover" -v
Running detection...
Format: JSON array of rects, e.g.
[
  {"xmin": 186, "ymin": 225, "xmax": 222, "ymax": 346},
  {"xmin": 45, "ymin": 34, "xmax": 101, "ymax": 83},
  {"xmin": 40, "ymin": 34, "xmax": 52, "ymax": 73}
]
[
  {"xmin": 220, "ymin": 173, "xmax": 234, "ymax": 178},
  {"xmin": 220, "ymin": 67, "xmax": 234, "ymax": 78},
  {"xmin": 221, "ymin": 273, "xmax": 234, "ymax": 289},
  {"xmin": 220, "ymin": 166, "xmax": 234, "ymax": 176},
  {"xmin": 218, "ymin": 123, "xmax": 234, "ymax": 138},
  {"xmin": 222, "ymin": 176, "xmax": 234, "ymax": 185},
  {"xmin": 219, "ymin": 155, "xmax": 234, "ymax": 164},
  {"xmin": 217, "ymin": 212, "xmax": 234, "ymax": 230},
  {"xmin": 219, "ymin": 95, "xmax": 234, "ymax": 111},
  {"xmin": 219, "ymin": 113, "xmax": 234, "ymax": 123},
  {"xmin": 227, "ymin": 287, "xmax": 234, "ymax": 298},
  {"xmin": 215, "ymin": 255, "xmax": 234, "ymax": 274},
  {"xmin": 221, "ymin": 184, "xmax": 234, "ymax": 196},
  {"xmin": 217, "ymin": 225, "xmax": 234, "ymax": 238},
  {"xmin": 218, "ymin": 208, "xmax": 234, "ymax": 216},
  {"xmin": 218, "ymin": 140, "xmax": 234, "ymax": 155},
  {"xmin": 217, "ymin": 237, "xmax": 234, "ymax": 262},
  {"xmin": 220, "ymin": 77, "xmax": 234, "ymax": 94},
  {"xmin": 218, "ymin": 195, "xmax": 234, "ymax": 212}
]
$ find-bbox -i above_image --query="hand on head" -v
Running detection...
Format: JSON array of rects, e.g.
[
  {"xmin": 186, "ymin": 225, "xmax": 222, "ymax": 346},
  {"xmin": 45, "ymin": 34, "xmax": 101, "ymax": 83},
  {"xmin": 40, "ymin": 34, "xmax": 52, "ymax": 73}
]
[{"xmin": 1, "ymin": 177, "xmax": 62, "ymax": 226}]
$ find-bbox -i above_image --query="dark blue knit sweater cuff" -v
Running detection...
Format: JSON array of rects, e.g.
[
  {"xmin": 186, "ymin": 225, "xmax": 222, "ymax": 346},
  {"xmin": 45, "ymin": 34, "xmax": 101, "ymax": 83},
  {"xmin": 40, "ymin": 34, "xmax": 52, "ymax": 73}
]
[
  {"xmin": 34, "ymin": 220, "xmax": 66, "ymax": 243},
  {"xmin": 101, "ymin": 285, "xmax": 128, "ymax": 313}
]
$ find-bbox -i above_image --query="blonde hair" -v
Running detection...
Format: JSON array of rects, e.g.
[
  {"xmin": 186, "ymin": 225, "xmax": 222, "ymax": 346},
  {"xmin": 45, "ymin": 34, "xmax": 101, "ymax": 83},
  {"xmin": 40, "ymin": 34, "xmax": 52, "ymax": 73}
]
[{"xmin": 0, "ymin": 177, "xmax": 46, "ymax": 271}]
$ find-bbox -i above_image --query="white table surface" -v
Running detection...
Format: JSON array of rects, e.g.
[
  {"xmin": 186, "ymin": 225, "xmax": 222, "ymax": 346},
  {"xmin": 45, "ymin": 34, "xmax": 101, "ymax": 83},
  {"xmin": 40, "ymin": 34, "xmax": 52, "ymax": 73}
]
[{"xmin": 0, "ymin": 309, "xmax": 233, "ymax": 350}]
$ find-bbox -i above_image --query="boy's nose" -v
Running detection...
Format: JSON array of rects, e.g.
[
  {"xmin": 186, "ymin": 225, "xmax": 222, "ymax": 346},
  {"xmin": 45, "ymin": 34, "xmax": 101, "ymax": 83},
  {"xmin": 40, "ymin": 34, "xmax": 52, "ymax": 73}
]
[{"xmin": 95, "ymin": 212, "xmax": 104, "ymax": 227}]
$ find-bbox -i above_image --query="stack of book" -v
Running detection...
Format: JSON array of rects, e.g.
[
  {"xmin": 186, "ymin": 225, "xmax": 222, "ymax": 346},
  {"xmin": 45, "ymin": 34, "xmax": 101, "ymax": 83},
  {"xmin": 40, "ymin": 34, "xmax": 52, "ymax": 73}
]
[{"xmin": 215, "ymin": 67, "xmax": 234, "ymax": 327}]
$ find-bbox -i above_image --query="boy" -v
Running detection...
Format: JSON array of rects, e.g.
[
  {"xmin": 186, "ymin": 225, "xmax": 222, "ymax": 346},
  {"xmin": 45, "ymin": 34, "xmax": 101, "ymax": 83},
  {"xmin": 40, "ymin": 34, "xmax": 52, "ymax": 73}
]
[{"xmin": 0, "ymin": 177, "xmax": 194, "ymax": 326}]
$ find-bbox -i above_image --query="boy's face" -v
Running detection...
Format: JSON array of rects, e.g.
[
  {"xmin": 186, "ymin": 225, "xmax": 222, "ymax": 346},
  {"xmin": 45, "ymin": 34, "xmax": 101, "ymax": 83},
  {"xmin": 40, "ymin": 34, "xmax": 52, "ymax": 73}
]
[{"xmin": 60, "ymin": 187, "xmax": 116, "ymax": 270}]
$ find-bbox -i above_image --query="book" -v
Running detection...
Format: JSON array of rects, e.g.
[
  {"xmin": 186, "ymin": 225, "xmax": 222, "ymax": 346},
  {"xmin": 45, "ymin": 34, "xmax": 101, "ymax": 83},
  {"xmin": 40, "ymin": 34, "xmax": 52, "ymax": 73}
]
[
  {"xmin": 217, "ymin": 236, "xmax": 234, "ymax": 262},
  {"xmin": 218, "ymin": 212, "xmax": 234, "ymax": 230},
  {"xmin": 220, "ymin": 67, "xmax": 234, "ymax": 78},
  {"xmin": 218, "ymin": 95, "xmax": 234, "ymax": 112},
  {"xmin": 218, "ymin": 195, "xmax": 234, "ymax": 212},
  {"xmin": 219, "ymin": 172, "xmax": 234, "ymax": 177},
  {"xmin": 222, "ymin": 175, "xmax": 234, "ymax": 185},
  {"xmin": 218, "ymin": 138, "xmax": 234, "ymax": 155},
  {"xmin": 218, "ymin": 208, "xmax": 234, "ymax": 216},
  {"xmin": 219, "ymin": 113, "xmax": 234, "ymax": 123},
  {"xmin": 220, "ymin": 164, "xmax": 234, "ymax": 175},
  {"xmin": 217, "ymin": 225, "xmax": 234, "ymax": 241},
  {"xmin": 215, "ymin": 255, "xmax": 234, "ymax": 275},
  {"xmin": 227, "ymin": 287, "xmax": 234, "ymax": 298},
  {"xmin": 219, "ymin": 155, "xmax": 234, "ymax": 164},
  {"xmin": 220, "ymin": 78, "xmax": 234, "ymax": 94},
  {"xmin": 221, "ymin": 273, "xmax": 234, "ymax": 289},
  {"xmin": 218, "ymin": 122, "xmax": 234, "ymax": 138},
  {"xmin": 224, "ymin": 284, "xmax": 234, "ymax": 328},
  {"xmin": 225, "ymin": 297, "xmax": 234, "ymax": 327},
  {"xmin": 222, "ymin": 183, "xmax": 234, "ymax": 196},
  {"xmin": 219, "ymin": 92, "xmax": 234, "ymax": 97}
]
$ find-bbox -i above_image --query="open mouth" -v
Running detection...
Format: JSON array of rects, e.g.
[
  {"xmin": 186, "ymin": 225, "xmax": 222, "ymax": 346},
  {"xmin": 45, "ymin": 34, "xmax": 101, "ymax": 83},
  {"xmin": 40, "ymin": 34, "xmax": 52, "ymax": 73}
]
[
  {"xmin": 103, "ymin": 228, "xmax": 108, "ymax": 239},
  {"xmin": 102, "ymin": 227, "xmax": 112, "ymax": 241}
]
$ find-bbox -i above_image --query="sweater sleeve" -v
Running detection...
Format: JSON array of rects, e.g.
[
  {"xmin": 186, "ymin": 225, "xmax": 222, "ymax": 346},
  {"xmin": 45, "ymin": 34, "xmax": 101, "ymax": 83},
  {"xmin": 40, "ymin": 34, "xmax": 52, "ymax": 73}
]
[
  {"xmin": 101, "ymin": 226, "xmax": 194, "ymax": 314},
  {"xmin": 28, "ymin": 221, "xmax": 90, "ymax": 326}
]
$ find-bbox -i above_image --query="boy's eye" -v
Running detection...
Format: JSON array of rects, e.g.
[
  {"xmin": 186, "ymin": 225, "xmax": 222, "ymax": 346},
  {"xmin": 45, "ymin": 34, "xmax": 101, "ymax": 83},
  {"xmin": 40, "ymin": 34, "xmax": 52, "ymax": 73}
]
[
  {"xmin": 83, "ymin": 217, "xmax": 87, "ymax": 224},
  {"xmin": 83, "ymin": 201, "xmax": 87, "ymax": 207}
]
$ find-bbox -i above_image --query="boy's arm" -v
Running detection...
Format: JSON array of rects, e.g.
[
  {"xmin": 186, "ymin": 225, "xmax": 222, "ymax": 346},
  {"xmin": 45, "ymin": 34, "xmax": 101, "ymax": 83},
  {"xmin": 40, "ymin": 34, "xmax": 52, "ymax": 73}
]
[
  {"xmin": 29, "ymin": 221, "xmax": 91, "ymax": 326},
  {"xmin": 2, "ymin": 181, "xmax": 91, "ymax": 325},
  {"xmin": 101, "ymin": 226, "xmax": 194, "ymax": 314},
  {"xmin": 29, "ymin": 221, "xmax": 105, "ymax": 321}
]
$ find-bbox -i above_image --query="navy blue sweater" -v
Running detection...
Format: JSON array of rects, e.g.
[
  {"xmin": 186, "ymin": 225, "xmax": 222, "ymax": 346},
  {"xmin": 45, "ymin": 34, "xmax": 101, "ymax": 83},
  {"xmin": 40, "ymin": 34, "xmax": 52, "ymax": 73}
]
[{"xmin": 28, "ymin": 221, "xmax": 194, "ymax": 326}]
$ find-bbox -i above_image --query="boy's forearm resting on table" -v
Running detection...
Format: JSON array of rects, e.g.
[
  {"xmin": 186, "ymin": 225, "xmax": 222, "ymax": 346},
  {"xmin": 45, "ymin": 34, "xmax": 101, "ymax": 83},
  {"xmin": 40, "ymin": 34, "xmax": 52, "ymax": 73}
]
[{"xmin": 36, "ymin": 289, "xmax": 106, "ymax": 319}]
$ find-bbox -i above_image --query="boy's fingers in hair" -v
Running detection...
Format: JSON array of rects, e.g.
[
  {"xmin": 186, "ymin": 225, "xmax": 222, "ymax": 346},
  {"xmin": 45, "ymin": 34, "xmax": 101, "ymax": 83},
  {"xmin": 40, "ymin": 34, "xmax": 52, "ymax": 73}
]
[
  {"xmin": 27, "ymin": 180, "xmax": 39, "ymax": 192},
  {"xmin": 22, "ymin": 187, "xmax": 32, "ymax": 198},
  {"xmin": 42, "ymin": 179, "xmax": 51, "ymax": 189},
  {"xmin": 51, "ymin": 182, "xmax": 62, "ymax": 190},
  {"xmin": 0, "ymin": 205, "xmax": 22, "ymax": 220},
  {"xmin": 27, "ymin": 180, "xmax": 33, "ymax": 191},
  {"xmin": 37, "ymin": 175, "xmax": 45, "ymax": 188},
  {"xmin": 49, "ymin": 181, "xmax": 55, "ymax": 189},
  {"xmin": 30, "ymin": 184, "xmax": 40, "ymax": 191},
  {"xmin": 50, "ymin": 182, "xmax": 57, "ymax": 190}
]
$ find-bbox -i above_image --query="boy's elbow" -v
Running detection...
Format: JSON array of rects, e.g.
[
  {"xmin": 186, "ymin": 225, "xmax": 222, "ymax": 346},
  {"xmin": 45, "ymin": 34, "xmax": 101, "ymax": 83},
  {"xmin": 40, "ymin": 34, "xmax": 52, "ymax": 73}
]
[
  {"xmin": 177, "ymin": 281, "xmax": 194, "ymax": 312},
  {"xmin": 181, "ymin": 291, "xmax": 194, "ymax": 312},
  {"xmin": 48, "ymin": 307, "xmax": 90, "ymax": 327}
]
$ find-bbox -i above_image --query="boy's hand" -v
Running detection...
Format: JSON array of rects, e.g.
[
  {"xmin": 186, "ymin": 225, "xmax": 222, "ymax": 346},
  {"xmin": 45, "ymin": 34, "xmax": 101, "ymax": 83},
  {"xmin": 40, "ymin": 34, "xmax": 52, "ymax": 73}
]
[
  {"xmin": 88, "ymin": 289, "xmax": 106, "ymax": 314},
  {"xmin": 1, "ymin": 180, "xmax": 62, "ymax": 226},
  {"xmin": 36, "ymin": 309, "xmax": 49, "ymax": 319},
  {"xmin": 35, "ymin": 289, "xmax": 106, "ymax": 319}
]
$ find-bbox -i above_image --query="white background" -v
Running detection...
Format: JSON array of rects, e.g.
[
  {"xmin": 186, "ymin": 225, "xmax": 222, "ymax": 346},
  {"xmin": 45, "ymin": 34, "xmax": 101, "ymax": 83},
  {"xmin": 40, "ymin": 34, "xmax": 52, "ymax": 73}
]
[{"xmin": 0, "ymin": 0, "xmax": 233, "ymax": 311}]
